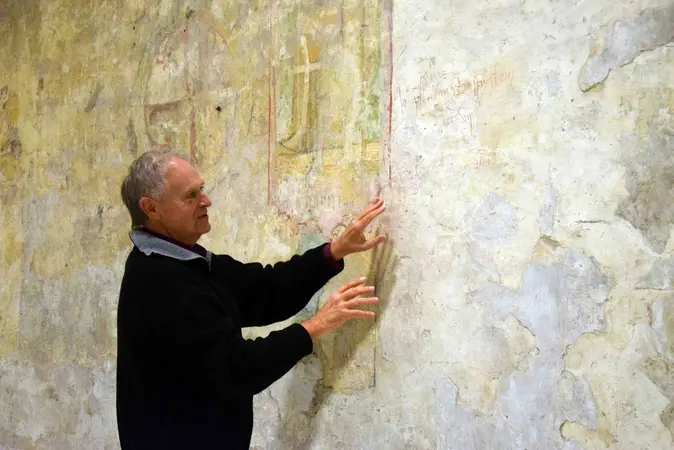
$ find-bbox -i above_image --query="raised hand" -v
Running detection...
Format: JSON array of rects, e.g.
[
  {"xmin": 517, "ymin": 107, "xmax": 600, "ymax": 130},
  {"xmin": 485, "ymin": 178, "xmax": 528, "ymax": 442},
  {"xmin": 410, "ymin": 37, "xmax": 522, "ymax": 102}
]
[
  {"xmin": 330, "ymin": 198, "xmax": 386, "ymax": 261},
  {"xmin": 301, "ymin": 277, "xmax": 378, "ymax": 341}
]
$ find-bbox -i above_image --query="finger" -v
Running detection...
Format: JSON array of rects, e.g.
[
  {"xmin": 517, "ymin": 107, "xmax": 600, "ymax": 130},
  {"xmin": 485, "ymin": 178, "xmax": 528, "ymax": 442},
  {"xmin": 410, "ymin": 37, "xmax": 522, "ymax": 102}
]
[
  {"xmin": 369, "ymin": 197, "xmax": 384, "ymax": 210},
  {"xmin": 344, "ymin": 296, "xmax": 378, "ymax": 309},
  {"xmin": 345, "ymin": 310, "xmax": 376, "ymax": 319},
  {"xmin": 358, "ymin": 235, "xmax": 386, "ymax": 251},
  {"xmin": 368, "ymin": 198, "xmax": 384, "ymax": 214},
  {"xmin": 347, "ymin": 201, "xmax": 384, "ymax": 235},
  {"xmin": 342, "ymin": 285, "xmax": 375, "ymax": 299},
  {"xmin": 356, "ymin": 198, "xmax": 384, "ymax": 221},
  {"xmin": 365, "ymin": 204, "xmax": 385, "ymax": 222},
  {"xmin": 364, "ymin": 197, "xmax": 383, "ymax": 211},
  {"xmin": 337, "ymin": 277, "xmax": 367, "ymax": 293},
  {"xmin": 356, "ymin": 205, "xmax": 385, "ymax": 230}
]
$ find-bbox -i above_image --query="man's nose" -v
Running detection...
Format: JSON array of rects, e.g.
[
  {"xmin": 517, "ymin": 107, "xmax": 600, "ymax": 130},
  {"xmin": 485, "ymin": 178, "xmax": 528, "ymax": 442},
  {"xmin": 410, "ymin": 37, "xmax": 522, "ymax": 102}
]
[{"xmin": 200, "ymin": 193, "xmax": 212, "ymax": 208}]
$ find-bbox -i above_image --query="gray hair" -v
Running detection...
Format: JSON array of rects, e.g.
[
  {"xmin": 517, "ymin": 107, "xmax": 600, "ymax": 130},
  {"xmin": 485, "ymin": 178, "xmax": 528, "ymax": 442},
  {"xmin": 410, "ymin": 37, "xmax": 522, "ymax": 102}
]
[{"xmin": 120, "ymin": 150, "xmax": 187, "ymax": 229}]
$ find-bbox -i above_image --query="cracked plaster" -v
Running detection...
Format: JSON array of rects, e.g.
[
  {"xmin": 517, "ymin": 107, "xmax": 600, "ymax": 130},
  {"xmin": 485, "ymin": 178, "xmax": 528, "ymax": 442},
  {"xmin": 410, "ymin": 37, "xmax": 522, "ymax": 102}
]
[{"xmin": 1, "ymin": 0, "xmax": 674, "ymax": 449}]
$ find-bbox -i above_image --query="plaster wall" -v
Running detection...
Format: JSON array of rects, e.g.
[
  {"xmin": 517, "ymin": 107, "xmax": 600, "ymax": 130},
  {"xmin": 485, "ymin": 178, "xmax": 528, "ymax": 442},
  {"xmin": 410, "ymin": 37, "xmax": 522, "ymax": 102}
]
[{"xmin": 1, "ymin": 0, "xmax": 673, "ymax": 449}]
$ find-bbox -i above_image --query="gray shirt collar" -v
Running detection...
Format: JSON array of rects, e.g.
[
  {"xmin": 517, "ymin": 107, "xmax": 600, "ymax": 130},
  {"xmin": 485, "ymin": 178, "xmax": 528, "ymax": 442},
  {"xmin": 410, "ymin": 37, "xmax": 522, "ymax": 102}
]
[{"xmin": 129, "ymin": 229, "xmax": 212, "ymax": 268}]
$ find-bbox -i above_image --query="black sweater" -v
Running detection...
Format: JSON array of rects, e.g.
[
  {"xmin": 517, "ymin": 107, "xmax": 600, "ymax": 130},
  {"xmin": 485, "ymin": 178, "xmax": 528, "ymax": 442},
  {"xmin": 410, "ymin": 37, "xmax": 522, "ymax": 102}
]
[{"xmin": 116, "ymin": 243, "xmax": 343, "ymax": 449}]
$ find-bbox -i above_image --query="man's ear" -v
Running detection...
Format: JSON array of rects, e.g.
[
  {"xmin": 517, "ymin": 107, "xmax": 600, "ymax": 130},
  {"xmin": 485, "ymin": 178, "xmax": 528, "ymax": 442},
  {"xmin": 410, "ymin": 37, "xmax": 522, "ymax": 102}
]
[{"xmin": 139, "ymin": 196, "xmax": 161, "ymax": 221}]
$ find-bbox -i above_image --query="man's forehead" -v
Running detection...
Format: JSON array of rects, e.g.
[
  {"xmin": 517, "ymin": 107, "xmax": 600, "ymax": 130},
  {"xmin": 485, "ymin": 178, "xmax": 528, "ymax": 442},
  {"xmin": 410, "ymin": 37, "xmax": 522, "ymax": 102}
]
[{"xmin": 165, "ymin": 159, "xmax": 203, "ymax": 190}]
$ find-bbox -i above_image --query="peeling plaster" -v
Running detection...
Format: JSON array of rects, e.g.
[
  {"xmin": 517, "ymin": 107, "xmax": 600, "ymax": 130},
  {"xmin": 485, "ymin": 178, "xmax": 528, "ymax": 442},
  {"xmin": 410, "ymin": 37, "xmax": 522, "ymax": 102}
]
[
  {"xmin": 578, "ymin": 4, "xmax": 674, "ymax": 91},
  {"xmin": 2, "ymin": 0, "xmax": 674, "ymax": 448}
]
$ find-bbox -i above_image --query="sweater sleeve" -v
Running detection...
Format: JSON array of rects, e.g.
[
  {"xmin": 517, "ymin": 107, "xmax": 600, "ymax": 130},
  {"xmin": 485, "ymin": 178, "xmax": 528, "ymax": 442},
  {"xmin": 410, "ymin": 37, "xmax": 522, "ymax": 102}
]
[
  {"xmin": 144, "ymin": 273, "xmax": 314, "ymax": 400},
  {"xmin": 211, "ymin": 243, "xmax": 344, "ymax": 327}
]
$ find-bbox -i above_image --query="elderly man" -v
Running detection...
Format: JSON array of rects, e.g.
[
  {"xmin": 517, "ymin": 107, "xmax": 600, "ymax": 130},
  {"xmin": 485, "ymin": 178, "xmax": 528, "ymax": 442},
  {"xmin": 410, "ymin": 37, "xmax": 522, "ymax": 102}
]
[{"xmin": 116, "ymin": 150, "xmax": 385, "ymax": 449}]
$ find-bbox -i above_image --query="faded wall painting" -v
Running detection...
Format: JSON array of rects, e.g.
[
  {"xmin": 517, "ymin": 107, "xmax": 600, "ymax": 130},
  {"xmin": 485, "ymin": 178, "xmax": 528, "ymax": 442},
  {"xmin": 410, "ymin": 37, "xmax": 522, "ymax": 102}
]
[
  {"xmin": 8, "ymin": 0, "xmax": 674, "ymax": 448},
  {"xmin": 269, "ymin": 0, "xmax": 388, "ymax": 393},
  {"xmin": 135, "ymin": 8, "xmax": 263, "ymax": 183},
  {"xmin": 134, "ymin": 0, "xmax": 391, "ymax": 393}
]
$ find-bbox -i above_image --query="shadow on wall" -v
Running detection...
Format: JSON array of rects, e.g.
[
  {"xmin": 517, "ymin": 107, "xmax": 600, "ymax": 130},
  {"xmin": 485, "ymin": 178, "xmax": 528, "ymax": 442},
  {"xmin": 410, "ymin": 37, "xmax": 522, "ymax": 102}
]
[{"xmin": 276, "ymin": 238, "xmax": 398, "ymax": 449}]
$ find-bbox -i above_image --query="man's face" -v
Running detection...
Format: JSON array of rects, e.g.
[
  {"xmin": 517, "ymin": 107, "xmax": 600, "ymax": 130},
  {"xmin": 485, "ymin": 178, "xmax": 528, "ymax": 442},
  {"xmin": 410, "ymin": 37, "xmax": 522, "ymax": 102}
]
[{"xmin": 152, "ymin": 157, "xmax": 212, "ymax": 245}]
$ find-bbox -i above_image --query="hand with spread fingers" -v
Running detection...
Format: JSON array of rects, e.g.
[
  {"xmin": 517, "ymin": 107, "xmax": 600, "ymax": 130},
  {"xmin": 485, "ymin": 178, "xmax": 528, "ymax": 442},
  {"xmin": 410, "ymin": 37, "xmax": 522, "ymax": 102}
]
[
  {"xmin": 301, "ymin": 277, "xmax": 378, "ymax": 341},
  {"xmin": 330, "ymin": 198, "xmax": 387, "ymax": 261}
]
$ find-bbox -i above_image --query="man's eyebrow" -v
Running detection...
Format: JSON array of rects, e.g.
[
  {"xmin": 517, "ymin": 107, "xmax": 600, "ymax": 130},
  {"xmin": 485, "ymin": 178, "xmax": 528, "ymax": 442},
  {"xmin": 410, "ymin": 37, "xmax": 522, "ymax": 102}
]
[{"xmin": 183, "ymin": 183, "xmax": 204, "ymax": 195}]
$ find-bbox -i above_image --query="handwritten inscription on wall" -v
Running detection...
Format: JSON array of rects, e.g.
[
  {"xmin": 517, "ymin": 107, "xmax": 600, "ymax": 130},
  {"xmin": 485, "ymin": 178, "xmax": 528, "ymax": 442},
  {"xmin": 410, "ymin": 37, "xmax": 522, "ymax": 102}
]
[
  {"xmin": 413, "ymin": 66, "xmax": 514, "ymax": 108},
  {"xmin": 397, "ymin": 61, "xmax": 515, "ymax": 139}
]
